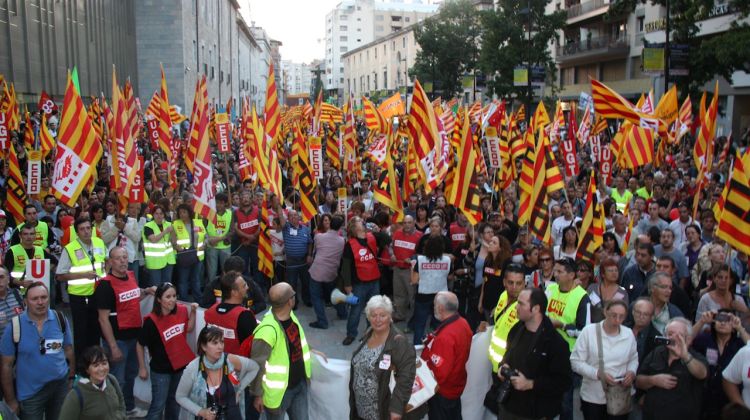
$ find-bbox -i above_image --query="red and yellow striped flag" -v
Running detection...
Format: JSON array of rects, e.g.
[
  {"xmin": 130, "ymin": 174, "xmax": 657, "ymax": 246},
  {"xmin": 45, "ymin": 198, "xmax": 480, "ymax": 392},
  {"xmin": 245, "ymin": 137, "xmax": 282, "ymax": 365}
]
[
  {"xmin": 51, "ymin": 71, "xmax": 104, "ymax": 207},
  {"xmin": 294, "ymin": 125, "xmax": 318, "ymax": 223},
  {"xmin": 715, "ymin": 151, "xmax": 750, "ymax": 255},
  {"xmin": 620, "ymin": 123, "xmax": 655, "ymax": 169},
  {"xmin": 258, "ymin": 197, "xmax": 274, "ymax": 279},
  {"xmin": 529, "ymin": 136, "xmax": 551, "ymax": 244},
  {"xmin": 264, "ymin": 62, "xmax": 281, "ymax": 144},
  {"xmin": 591, "ymin": 79, "xmax": 642, "ymax": 123},
  {"xmin": 325, "ymin": 124, "xmax": 341, "ymax": 170},
  {"xmin": 446, "ymin": 109, "xmax": 482, "ymax": 225},
  {"xmin": 517, "ymin": 139, "xmax": 536, "ymax": 226},
  {"xmin": 39, "ymin": 114, "xmax": 56, "ymax": 159},
  {"xmin": 576, "ymin": 172, "xmax": 605, "ymax": 263},
  {"xmin": 407, "ymin": 79, "xmax": 447, "ymax": 193},
  {"xmin": 23, "ymin": 111, "xmax": 35, "ymax": 150},
  {"xmin": 5, "ymin": 142, "xmax": 27, "ymax": 224},
  {"xmin": 374, "ymin": 141, "xmax": 405, "ymax": 223},
  {"xmin": 695, "ymin": 82, "xmax": 719, "ymax": 171},
  {"xmin": 189, "ymin": 75, "xmax": 217, "ymax": 224},
  {"xmin": 673, "ymin": 95, "xmax": 692, "ymax": 144},
  {"xmin": 363, "ymin": 96, "xmax": 389, "ymax": 134},
  {"xmin": 156, "ymin": 65, "xmax": 174, "ymax": 161}
]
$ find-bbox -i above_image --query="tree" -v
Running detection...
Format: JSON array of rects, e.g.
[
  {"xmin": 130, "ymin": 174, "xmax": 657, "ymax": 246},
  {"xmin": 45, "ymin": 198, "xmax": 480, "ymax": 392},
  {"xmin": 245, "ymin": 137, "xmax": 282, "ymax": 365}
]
[
  {"xmin": 411, "ymin": 0, "xmax": 481, "ymax": 99},
  {"xmin": 607, "ymin": 0, "xmax": 750, "ymax": 99},
  {"xmin": 479, "ymin": 0, "xmax": 566, "ymax": 103}
]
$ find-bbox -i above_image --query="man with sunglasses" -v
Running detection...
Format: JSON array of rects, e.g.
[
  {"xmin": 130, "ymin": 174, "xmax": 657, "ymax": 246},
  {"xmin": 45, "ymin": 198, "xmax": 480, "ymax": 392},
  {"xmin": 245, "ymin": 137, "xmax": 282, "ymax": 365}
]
[{"xmin": 0, "ymin": 282, "xmax": 74, "ymax": 419}]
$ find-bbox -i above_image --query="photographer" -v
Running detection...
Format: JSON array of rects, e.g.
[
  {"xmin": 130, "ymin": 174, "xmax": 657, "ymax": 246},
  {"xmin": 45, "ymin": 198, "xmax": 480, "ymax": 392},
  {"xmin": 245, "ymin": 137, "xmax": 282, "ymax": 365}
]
[
  {"xmin": 636, "ymin": 317, "xmax": 708, "ymax": 420},
  {"xmin": 495, "ymin": 288, "xmax": 572, "ymax": 419}
]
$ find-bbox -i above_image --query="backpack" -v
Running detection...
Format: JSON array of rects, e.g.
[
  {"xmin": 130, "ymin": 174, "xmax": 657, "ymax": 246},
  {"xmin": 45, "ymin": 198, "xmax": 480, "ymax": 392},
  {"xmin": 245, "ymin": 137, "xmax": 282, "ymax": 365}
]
[{"xmin": 11, "ymin": 309, "xmax": 67, "ymax": 359}]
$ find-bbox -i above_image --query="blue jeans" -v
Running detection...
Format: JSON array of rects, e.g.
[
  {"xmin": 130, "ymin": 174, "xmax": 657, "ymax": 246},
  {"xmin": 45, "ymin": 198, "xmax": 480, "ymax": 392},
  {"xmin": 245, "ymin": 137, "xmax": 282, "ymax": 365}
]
[
  {"xmin": 233, "ymin": 244, "xmax": 256, "ymax": 277},
  {"xmin": 286, "ymin": 256, "xmax": 311, "ymax": 305},
  {"xmin": 104, "ymin": 339, "xmax": 138, "ymax": 411},
  {"xmin": 410, "ymin": 297, "xmax": 439, "ymax": 345},
  {"xmin": 19, "ymin": 378, "xmax": 67, "ymax": 420},
  {"xmin": 205, "ymin": 246, "xmax": 231, "ymax": 282},
  {"xmin": 309, "ymin": 278, "xmax": 347, "ymax": 328},
  {"xmin": 561, "ymin": 372, "xmax": 582, "ymax": 420},
  {"xmin": 428, "ymin": 393, "xmax": 462, "ymax": 420},
  {"xmin": 347, "ymin": 281, "xmax": 380, "ymax": 338},
  {"xmin": 147, "ymin": 265, "xmax": 174, "ymax": 288},
  {"xmin": 147, "ymin": 370, "xmax": 182, "ymax": 420},
  {"xmin": 176, "ymin": 261, "xmax": 203, "ymax": 302},
  {"xmin": 264, "ymin": 380, "xmax": 309, "ymax": 420}
]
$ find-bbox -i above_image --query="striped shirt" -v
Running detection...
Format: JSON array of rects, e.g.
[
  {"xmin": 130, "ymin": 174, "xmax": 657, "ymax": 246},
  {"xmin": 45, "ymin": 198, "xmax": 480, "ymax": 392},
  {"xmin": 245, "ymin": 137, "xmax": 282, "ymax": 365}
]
[{"xmin": 282, "ymin": 223, "xmax": 312, "ymax": 259}]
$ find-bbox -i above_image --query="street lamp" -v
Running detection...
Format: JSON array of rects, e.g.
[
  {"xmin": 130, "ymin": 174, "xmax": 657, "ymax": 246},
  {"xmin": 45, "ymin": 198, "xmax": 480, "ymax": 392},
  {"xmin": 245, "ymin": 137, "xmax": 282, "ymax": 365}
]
[{"xmin": 520, "ymin": 0, "xmax": 533, "ymax": 126}]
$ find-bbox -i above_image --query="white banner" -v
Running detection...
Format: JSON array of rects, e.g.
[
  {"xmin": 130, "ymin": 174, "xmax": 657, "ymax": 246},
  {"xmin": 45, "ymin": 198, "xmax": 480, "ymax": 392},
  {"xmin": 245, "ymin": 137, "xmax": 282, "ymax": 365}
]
[
  {"xmin": 309, "ymin": 137, "xmax": 323, "ymax": 179},
  {"xmin": 486, "ymin": 135, "xmax": 502, "ymax": 169},
  {"xmin": 27, "ymin": 152, "xmax": 42, "ymax": 195},
  {"xmin": 25, "ymin": 259, "xmax": 50, "ymax": 291}
]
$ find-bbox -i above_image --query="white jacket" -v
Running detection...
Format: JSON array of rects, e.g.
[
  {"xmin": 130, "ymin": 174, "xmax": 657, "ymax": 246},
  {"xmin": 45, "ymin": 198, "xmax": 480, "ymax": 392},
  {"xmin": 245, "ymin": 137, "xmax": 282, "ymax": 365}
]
[{"xmin": 570, "ymin": 322, "xmax": 639, "ymax": 404}]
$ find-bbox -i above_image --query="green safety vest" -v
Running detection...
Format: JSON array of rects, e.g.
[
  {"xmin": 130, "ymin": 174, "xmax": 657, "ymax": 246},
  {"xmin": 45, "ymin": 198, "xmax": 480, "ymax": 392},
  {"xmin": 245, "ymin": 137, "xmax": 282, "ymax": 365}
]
[
  {"xmin": 8, "ymin": 244, "xmax": 45, "ymax": 282},
  {"xmin": 545, "ymin": 282, "xmax": 588, "ymax": 351},
  {"xmin": 610, "ymin": 189, "xmax": 632, "ymax": 212},
  {"xmin": 206, "ymin": 210, "xmax": 232, "ymax": 250},
  {"xmin": 253, "ymin": 311, "xmax": 312, "ymax": 409},
  {"xmin": 489, "ymin": 291, "xmax": 519, "ymax": 372},
  {"xmin": 142, "ymin": 220, "xmax": 175, "ymax": 270},
  {"xmin": 635, "ymin": 187, "xmax": 652, "ymax": 200},
  {"xmin": 17, "ymin": 221, "xmax": 49, "ymax": 249},
  {"xmin": 173, "ymin": 219, "xmax": 206, "ymax": 261},
  {"xmin": 65, "ymin": 237, "xmax": 106, "ymax": 296}
]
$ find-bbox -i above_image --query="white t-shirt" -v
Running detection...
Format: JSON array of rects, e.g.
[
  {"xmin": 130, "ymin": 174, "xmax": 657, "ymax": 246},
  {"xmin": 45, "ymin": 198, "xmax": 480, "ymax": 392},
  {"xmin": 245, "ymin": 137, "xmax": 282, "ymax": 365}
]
[
  {"xmin": 551, "ymin": 215, "xmax": 581, "ymax": 246},
  {"xmin": 723, "ymin": 345, "xmax": 750, "ymax": 407},
  {"xmin": 415, "ymin": 255, "xmax": 450, "ymax": 295}
]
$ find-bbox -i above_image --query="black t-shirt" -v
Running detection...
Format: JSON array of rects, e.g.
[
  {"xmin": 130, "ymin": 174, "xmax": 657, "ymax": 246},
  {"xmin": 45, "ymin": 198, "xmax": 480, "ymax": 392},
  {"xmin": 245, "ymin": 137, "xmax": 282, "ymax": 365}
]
[
  {"xmin": 93, "ymin": 274, "xmax": 141, "ymax": 340},
  {"xmin": 504, "ymin": 327, "xmax": 537, "ymax": 373},
  {"xmin": 138, "ymin": 317, "xmax": 179, "ymax": 374},
  {"xmin": 143, "ymin": 223, "xmax": 165, "ymax": 238},
  {"xmin": 280, "ymin": 318, "xmax": 305, "ymax": 388},
  {"xmin": 3, "ymin": 247, "xmax": 58, "ymax": 287}
]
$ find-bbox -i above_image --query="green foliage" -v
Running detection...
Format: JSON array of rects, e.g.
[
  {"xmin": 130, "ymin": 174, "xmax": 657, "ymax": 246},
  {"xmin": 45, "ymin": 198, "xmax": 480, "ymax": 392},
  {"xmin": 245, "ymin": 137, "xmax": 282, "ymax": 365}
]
[
  {"xmin": 478, "ymin": 0, "xmax": 566, "ymax": 101},
  {"xmin": 607, "ymin": 0, "xmax": 750, "ymax": 98},
  {"xmin": 411, "ymin": 0, "xmax": 482, "ymax": 98}
]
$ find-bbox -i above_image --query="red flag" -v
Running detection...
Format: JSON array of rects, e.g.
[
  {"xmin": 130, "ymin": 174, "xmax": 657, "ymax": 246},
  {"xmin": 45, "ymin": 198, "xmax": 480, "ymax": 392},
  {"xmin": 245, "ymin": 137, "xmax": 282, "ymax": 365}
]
[{"xmin": 38, "ymin": 91, "xmax": 58, "ymax": 116}]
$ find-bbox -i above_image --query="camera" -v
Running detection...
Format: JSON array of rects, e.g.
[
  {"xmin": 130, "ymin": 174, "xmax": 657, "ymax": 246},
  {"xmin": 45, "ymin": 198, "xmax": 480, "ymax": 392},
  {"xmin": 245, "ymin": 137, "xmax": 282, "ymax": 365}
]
[
  {"xmin": 654, "ymin": 336, "xmax": 672, "ymax": 346},
  {"xmin": 716, "ymin": 312, "xmax": 731, "ymax": 323},
  {"xmin": 497, "ymin": 366, "xmax": 519, "ymax": 405}
]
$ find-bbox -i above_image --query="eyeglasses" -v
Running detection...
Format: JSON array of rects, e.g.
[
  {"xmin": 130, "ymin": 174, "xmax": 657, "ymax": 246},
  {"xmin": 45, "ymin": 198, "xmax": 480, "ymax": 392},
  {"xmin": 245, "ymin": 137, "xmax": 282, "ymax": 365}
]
[
  {"xmin": 39, "ymin": 337, "xmax": 46, "ymax": 355},
  {"xmin": 539, "ymin": 258, "xmax": 552, "ymax": 262}
]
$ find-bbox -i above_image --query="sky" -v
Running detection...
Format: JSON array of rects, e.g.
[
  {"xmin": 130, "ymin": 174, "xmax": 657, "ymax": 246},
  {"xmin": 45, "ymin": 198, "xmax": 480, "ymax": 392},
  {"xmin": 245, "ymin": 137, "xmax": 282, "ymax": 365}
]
[{"xmin": 244, "ymin": 0, "xmax": 341, "ymax": 64}]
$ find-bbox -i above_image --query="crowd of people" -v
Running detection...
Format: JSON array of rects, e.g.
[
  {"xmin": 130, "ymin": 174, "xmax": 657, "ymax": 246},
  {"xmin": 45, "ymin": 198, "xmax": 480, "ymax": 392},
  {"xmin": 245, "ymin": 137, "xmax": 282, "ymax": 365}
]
[{"xmin": 0, "ymin": 103, "xmax": 749, "ymax": 420}]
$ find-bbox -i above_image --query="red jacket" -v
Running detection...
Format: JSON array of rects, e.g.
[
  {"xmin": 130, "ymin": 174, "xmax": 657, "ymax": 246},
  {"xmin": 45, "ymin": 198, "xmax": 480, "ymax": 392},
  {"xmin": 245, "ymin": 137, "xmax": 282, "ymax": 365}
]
[{"xmin": 420, "ymin": 314, "xmax": 472, "ymax": 399}]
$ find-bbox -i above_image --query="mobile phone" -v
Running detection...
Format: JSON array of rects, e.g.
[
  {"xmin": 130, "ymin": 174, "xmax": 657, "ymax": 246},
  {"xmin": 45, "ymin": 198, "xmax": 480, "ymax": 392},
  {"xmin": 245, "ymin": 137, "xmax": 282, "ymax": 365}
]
[{"xmin": 654, "ymin": 336, "xmax": 671, "ymax": 346}]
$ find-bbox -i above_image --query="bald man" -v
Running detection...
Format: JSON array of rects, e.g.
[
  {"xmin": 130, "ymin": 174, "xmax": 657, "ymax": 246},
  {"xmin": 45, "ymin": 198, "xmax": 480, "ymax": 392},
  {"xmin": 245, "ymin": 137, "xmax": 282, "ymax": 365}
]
[
  {"xmin": 421, "ymin": 291, "xmax": 473, "ymax": 420},
  {"xmin": 250, "ymin": 282, "xmax": 312, "ymax": 419}
]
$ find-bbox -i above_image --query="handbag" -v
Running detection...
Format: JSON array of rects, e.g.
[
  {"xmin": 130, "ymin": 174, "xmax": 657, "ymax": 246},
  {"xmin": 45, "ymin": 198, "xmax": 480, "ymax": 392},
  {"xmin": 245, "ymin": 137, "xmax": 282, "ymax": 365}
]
[
  {"xmin": 596, "ymin": 322, "xmax": 632, "ymax": 416},
  {"xmin": 389, "ymin": 358, "xmax": 437, "ymax": 412},
  {"xmin": 176, "ymin": 224, "xmax": 200, "ymax": 266}
]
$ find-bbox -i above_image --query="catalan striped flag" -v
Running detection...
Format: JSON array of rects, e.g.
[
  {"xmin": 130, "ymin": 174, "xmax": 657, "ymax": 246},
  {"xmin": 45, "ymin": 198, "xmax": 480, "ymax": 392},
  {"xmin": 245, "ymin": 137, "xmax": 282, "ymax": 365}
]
[
  {"xmin": 531, "ymin": 101, "xmax": 550, "ymax": 135},
  {"xmin": 363, "ymin": 96, "xmax": 389, "ymax": 134},
  {"xmin": 591, "ymin": 115, "xmax": 608, "ymax": 136},
  {"xmin": 402, "ymin": 138, "xmax": 419, "ymax": 201},
  {"xmin": 39, "ymin": 114, "xmax": 56, "ymax": 159},
  {"xmin": 622, "ymin": 212, "xmax": 636, "ymax": 255},
  {"xmin": 325, "ymin": 125, "xmax": 341, "ymax": 170},
  {"xmin": 258, "ymin": 197, "xmax": 274, "ymax": 279},
  {"xmin": 5, "ymin": 142, "xmax": 26, "ymax": 223},
  {"xmin": 446, "ymin": 109, "xmax": 482, "ymax": 225},
  {"xmin": 673, "ymin": 96, "xmax": 692, "ymax": 144},
  {"xmin": 715, "ymin": 151, "xmax": 750, "ymax": 255},
  {"xmin": 248, "ymin": 105, "xmax": 282, "ymax": 198},
  {"xmin": 508, "ymin": 114, "xmax": 525, "ymax": 162},
  {"xmin": 467, "ymin": 101, "xmax": 482, "ymax": 125},
  {"xmin": 51, "ymin": 71, "xmax": 104, "ymax": 207},
  {"xmin": 408, "ymin": 79, "xmax": 447, "ymax": 193},
  {"xmin": 549, "ymin": 101, "xmax": 564, "ymax": 143},
  {"xmin": 620, "ymin": 123, "xmax": 655, "ymax": 169},
  {"xmin": 264, "ymin": 62, "xmax": 281, "ymax": 144},
  {"xmin": 514, "ymin": 104, "xmax": 526, "ymax": 124},
  {"xmin": 88, "ymin": 97, "xmax": 104, "ymax": 145},
  {"xmin": 517, "ymin": 139, "xmax": 536, "ymax": 226},
  {"xmin": 576, "ymin": 172, "xmax": 605, "ymax": 263},
  {"xmin": 293, "ymin": 125, "xmax": 318, "ymax": 223},
  {"xmin": 156, "ymin": 64, "xmax": 174, "ymax": 161},
  {"xmin": 542, "ymin": 133, "xmax": 565, "ymax": 192},
  {"xmin": 695, "ymin": 82, "xmax": 719, "ymax": 171},
  {"xmin": 342, "ymin": 96, "xmax": 359, "ymax": 185},
  {"xmin": 320, "ymin": 102, "xmax": 344, "ymax": 125},
  {"xmin": 185, "ymin": 76, "xmax": 207, "ymax": 172},
  {"xmin": 529, "ymin": 135, "xmax": 551, "ymax": 244},
  {"xmin": 188, "ymin": 75, "xmax": 216, "ymax": 224},
  {"xmin": 591, "ymin": 79, "xmax": 643, "ymax": 123},
  {"xmin": 6, "ymin": 83, "xmax": 19, "ymax": 131},
  {"xmin": 374, "ymin": 148, "xmax": 405, "ymax": 223},
  {"xmin": 23, "ymin": 111, "xmax": 35, "ymax": 151},
  {"xmin": 718, "ymin": 132, "xmax": 732, "ymax": 167},
  {"xmin": 713, "ymin": 153, "xmax": 737, "ymax": 219}
]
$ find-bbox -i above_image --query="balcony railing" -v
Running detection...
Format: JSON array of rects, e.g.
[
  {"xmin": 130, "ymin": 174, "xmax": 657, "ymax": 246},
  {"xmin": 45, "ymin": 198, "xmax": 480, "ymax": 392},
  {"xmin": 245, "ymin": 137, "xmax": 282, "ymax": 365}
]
[
  {"xmin": 559, "ymin": 34, "xmax": 628, "ymax": 58},
  {"xmin": 567, "ymin": 0, "xmax": 609, "ymax": 20}
]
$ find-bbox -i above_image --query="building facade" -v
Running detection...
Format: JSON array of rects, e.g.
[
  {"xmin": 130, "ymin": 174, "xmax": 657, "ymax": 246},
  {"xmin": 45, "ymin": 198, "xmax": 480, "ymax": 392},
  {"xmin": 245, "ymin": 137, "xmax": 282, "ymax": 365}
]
[
  {"xmin": 325, "ymin": 0, "xmax": 438, "ymax": 102},
  {"xmin": 342, "ymin": 24, "xmax": 419, "ymax": 107},
  {"xmin": 0, "ymin": 0, "xmax": 138, "ymax": 104},
  {"xmin": 282, "ymin": 61, "xmax": 314, "ymax": 96}
]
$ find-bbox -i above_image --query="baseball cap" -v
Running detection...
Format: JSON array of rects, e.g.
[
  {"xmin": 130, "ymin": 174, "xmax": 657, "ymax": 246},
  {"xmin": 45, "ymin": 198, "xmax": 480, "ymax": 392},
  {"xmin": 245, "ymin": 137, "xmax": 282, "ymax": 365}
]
[{"xmin": 0, "ymin": 210, "xmax": 6, "ymax": 219}]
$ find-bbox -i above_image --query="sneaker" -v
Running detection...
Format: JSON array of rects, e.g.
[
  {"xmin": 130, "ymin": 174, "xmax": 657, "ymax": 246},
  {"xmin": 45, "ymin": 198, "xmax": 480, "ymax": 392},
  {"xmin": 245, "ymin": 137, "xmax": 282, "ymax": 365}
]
[
  {"xmin": 309, "ymin": 321, "xmax": 328, "ymax": 329},
  {"xmin": 343, "ymin": 336, "xmax": 356, "ymax": 346},
  {"xmin": 126, "ymin": 407, "xmax": 148, "ymax": 418}
]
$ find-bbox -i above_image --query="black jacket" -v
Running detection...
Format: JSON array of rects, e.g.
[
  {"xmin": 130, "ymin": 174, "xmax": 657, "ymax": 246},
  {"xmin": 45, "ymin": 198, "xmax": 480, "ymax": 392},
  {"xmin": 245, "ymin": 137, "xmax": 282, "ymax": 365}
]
[{"xmin": 501, "ymin": 316, "xmax": 572, "ymax": 419}]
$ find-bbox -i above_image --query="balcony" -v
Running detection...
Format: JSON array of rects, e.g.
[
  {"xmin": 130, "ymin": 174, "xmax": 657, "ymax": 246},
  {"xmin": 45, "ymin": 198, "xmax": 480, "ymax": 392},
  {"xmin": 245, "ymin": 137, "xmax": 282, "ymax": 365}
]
[
  {"xmin": 566, "ymin": 0, "xmax": 610, "ymax": 24},
  {"xmin": 557, "ymin": 35, "xmax": 629, "ymax": 65}
]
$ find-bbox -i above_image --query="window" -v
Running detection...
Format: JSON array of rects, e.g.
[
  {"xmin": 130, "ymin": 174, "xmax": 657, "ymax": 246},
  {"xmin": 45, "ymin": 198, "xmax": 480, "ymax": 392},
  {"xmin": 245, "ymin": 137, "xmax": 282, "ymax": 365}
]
[
  {"xmin": 341, "ymin": 14, "xmax": 348, "ymax": 20},
  {"xmin": 383, "ymin": 71, "xmax": 387, "ymax": 89},
  {"xmin": 375, "ymin": 48, "xmax": 377, "ymax": 58},
  {"xmin": 384, "ymin": 45, "xmax": 387, "ymax": 54},
  {"xmin": 374, "ymin": 74, "xmax": 378, "ymax": 90},
  {"xmin": 637, "ymin": 16, "xmax": 645, "ymax": 33},
  {"xmin": 340, "ymin": 36, "xmax": 348, "ymax": 41},
  {"xmin": 403, "ymin": 37, "xmax": 406, "ymax": 48},
  {"xmin": 367, "ymin": 75, "xmax": 370, "ymax": 91},
  {"xmin": 357, "ymin": 38, "xmax": 361, "ymax": 42},
  {"xmin": 357, "ymin": 17, "xmax": 361, "ymax": 21},
  {"xmin": 376, "ymin": 25, "xmax": 384, "ymax": 32},
  {"xmin": 392, "ymin": 16, "xmax": 402, "ymax": 22},
  {"xmin": 340, "ymin": 67, "xmax": 344, "ymax": 73},
  {"xmin": 340, "ymin": 46, "xmax": 348, "ymax": 52},
  {"xmin": 405, "ymin": 17, "xmax": 410, "ymax": 22},
  {"xmin": 376, "ymin": 15, "xmax": 384, "ymax": 21},
  {"xmin": 340, "ymin": 25, "xmax": 348, "ymax": 31},
  {"xmin": 340, "ymin": 77, "xmax": 344, "ymax": 83}
]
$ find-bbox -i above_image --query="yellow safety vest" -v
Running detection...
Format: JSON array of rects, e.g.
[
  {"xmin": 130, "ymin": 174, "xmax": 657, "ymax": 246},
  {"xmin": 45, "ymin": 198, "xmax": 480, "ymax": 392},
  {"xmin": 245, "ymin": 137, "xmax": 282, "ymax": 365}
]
[
  {"xmin": 206, "ymin": 210, "xmax": 232, "ymax": 250},
  {"xmin": 253, "ymin": 311, "xmax": 311, "ymax": 409},
  {"xmin": 8, "ymin": 244, "xmax": 45, "ymax": 283},
  {"xmin": 142, "ymin": 221, "xmax": 175, "ymax": 270},
  {"xmin": 173, "ymin": 219, "xmax": 206, "ymax": 261},
  {"xmin": 65, "ymin": 237, "xmax": 107, "ymax": 296},
  {"xmin": 488, "ymin": 291, "xmax": 519, "ymax": 372},
  {"xmin": 545, "ymin": 283, "xmax": 588, "ymax": 351},
  {"xmin": 17, "ymin": 221, "xmax": 49, "ymax": 249},
  {"xmin": 610, "ymin": 189, "xmax": 632, "ymax": 212}
]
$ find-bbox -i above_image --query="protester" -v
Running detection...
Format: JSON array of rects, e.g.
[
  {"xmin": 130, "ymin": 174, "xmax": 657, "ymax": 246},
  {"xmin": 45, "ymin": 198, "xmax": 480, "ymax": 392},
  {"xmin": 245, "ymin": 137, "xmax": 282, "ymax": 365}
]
[
  {"xmin": 695, "ymin": 264, "xmax": 748, "ymax": 320},
  {"xmin": 0, "ymin": 282, "xmax": 74, "ymax": 419},
  {"xmin": 646, "ymin": 272, "xmax": 684, "ymax": 334},
  {"xmin": 172, "ymin": 203, "xmax": 206, "ymax": 302},
  {"xmin": 478, "ymin": 234, "xmax": 511, "ymax": 322},
  {"xmin": 137, "ymin": 282, "xmax": 198, "ymax": 420},
  {"xmin": 250, "ymin": 282, "xmax": 311, "ymax": 419},
  {"xmin": 571, "ymin": 300, "xmax": 638, "ymax": 420},
  {"xmin": 277, "ymin": 207, "xmax": 313, "ymax": 307},
  {"xmin": 59, "ymin": 346, "xmax": 126, "ymax": 420},
  {"xmin": 421, "ymin": 291, "xmax": 472, "ymax": 420},
  {"xmin": 410, "ymin": 235, "xmax": 451, "ymax": 344},
  {"xmin": 588, "ymin": 258, "xmax": 628, "ymax": 323},
  {"xmin": 390, "ymin": 215, "xmax": 422, "ymax": 323},
  {"xmin": 308, "ymin": 214, "xmax": 347, "ymax": 329},
  {"xmin": 141, "ymin": 205, "xmax": 176, "ymax": 287},
  {"xmin": 206, "ymin": 192, "xmax": 234, "ymax": 282},
  {"xmin": 349, "ymin": 295, "xmax": 416, "ymax": 420},
  {"xmin": 175, "ymin": 326, "xmax": 259, "ymax": 420}
]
